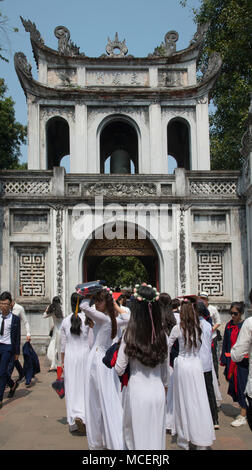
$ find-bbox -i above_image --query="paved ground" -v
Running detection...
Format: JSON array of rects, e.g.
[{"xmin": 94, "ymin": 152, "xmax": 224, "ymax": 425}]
[{"xmin": 0, "ymin": 355, "xmax": 251, "ymax": 451}]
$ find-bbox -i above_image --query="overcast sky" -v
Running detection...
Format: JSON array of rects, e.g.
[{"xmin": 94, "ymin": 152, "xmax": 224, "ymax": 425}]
[{"xmin": 0, "ymin": 0, "xmax": 200, "ymax": 164}]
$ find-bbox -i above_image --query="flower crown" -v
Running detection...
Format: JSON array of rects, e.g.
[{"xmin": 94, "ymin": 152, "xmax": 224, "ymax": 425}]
[
  {"xmin": 103, "ymin": 286, "xmax": 113, "ymax": 295},
  {"xmin": 133, "ymin": 283, "xmax": 160, "ymax": 303}
]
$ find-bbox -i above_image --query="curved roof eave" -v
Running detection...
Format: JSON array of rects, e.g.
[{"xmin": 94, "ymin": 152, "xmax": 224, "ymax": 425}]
[{"xmin": 14, "ymin": 68, "xmax": 221, "ymax": 103}]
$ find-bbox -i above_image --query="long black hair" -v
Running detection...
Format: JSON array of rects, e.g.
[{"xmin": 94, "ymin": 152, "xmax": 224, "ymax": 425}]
[
  {"xmin": 47, "ymin": 296, "xmax": 63, "ymax": 319},
  {"xmin": 70, "ymin": 292, "xmax": 84, "ymax": 336},
  {"xmin": 180, "ymin": 300, "xmax": 202, "ymax": 349},
  {"xmin": 94, "ymin": 289, "xmax": 117, "ymax": 339},
  {"xmin": 158, "ymin": 292, "xmax": 176, "ymax": 336},
  {"xmin": 124, "ymin": 285, "xmax": 167, "ymax": 368}
]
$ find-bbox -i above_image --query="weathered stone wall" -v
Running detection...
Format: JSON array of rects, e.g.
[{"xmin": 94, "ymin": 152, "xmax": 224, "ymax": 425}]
[{"xmin": 0, "ymin": 167, "xmax": 247, "ymax": 350}]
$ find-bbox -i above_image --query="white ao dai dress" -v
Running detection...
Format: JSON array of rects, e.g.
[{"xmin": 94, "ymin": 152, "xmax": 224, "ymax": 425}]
[
  {"xmin": 115, "ymin": 335, "xmax": 169, "ymax": 450},
  {"xmin": 43, "ymin": 311, "xmax": 63, "ymax": 369},
  {"xmin": 60, "ymin": 313, "xmax": 90, "ymax": 429},
  {"xmin": 80, "ymin": 301, "xmax": 129, "ymax": 450},
  {"xmin": 168, "ymin": 325, "xmax": 215, "ymax": 450}
]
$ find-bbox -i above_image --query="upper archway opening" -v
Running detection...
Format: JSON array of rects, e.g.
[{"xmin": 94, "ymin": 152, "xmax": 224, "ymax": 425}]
[
  {"xmin": 100, "ymin": 119, "xmax": 138, "ymax": 174},
  {"xmin": 46, "ymin": 116, "xmax": 70, "ymax": 169},
  {"xmin": 167, "ymin": 118, "xmax": 190, "ymax": 170}
]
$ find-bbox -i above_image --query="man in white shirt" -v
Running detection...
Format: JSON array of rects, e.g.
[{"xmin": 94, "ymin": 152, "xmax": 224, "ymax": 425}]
[
  {"xmin": 12, "ymin": 301, "xmax": 31, "ymax": 342},
  {"xmin": 0, "ymin": 292, "xmax": 21, "ymax": 408},
  {"xmin": 199, "ymin": 292, "xmax": 221, "ymax": 380},
  {"xmin": 231, "ymin": 288, "xmax": 252, "ymax": 431},
  {"xmin": 7, "ymin": 299, "xmax": 31, "ymax": 386}
]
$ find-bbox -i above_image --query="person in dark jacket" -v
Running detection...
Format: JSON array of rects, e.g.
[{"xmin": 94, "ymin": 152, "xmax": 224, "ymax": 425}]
[
  {"xmin": 220, "ymin": 301, "xmax": 249, "ymax": 427},
  {"xmin": 0, "ymin": 291, "xmax": 21, "ymax": 408}
]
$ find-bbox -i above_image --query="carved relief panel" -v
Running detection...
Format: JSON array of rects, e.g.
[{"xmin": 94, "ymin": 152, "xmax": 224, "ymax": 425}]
[
  {"xmin": 192, "ymin": 243, "xmax": 231, "ymax": 299},
  {"xmin": 11, "ymin": 245, "xmax": 50, "ymax": 300},
  {"xmin": 158, "ymin": 69, "xmax": 188, "ymax": 87},
  {"xmin": 47, "ymin": 67, "xmax": 77, "ymax": 87}
]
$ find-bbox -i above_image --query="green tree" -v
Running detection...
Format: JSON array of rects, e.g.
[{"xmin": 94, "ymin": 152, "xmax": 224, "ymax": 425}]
[
  {"xmin": 95, "ymin": 256, "xmax": 149, "ymax": 288},
  {"xmin": 0, "ymin": 78, "xmax": 27, "ymax": 170},
  {"xmin": 0, "ymin": 1, "xmax": 26, "ymax": 169},
  {"xmin": 181, "ymin": 0, "xmax": 252, "ymax": 170}
]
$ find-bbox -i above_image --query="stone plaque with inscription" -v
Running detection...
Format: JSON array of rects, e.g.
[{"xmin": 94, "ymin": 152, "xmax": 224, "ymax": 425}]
[{"xmin": 86, "ymin": 69, "xmax": 149, "ymax": 87}]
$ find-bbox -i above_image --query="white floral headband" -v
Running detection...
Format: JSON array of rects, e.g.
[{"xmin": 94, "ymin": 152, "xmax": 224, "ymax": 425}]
[
  {"xmin": 133, "ymin": 283, "xmax": 160, "ymax": 344},
  {"xmin": 103, "ymin": 286, "xmax": 113, "ymax": 295},
  {"xmin": 133, "ymin": 283, "xmax": 160, "ymax": 303}
]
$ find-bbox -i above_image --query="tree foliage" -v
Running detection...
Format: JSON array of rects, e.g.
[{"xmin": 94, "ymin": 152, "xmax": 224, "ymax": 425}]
[
  {"xmin": 95, "ymin": 256, "xmax": 149, "ymax": 288},
  {"xmin": 181, "ymin": 0, "xmax": 252, "ymax": 170},
  {"xmin": 0, "ymin": 78, "xmax": 27, "ymax": 170},
  {"xmin": 0, "ymin": 2, "xmax": 26, "ymax": 169}
]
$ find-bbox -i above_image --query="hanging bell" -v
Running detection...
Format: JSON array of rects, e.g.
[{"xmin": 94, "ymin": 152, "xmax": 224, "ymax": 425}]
[{"xmin": 110, "ymin": 149, "xmax": 131, "ymax": 174}]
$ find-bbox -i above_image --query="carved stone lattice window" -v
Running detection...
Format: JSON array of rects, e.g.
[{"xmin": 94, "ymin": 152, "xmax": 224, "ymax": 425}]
[
  {"xmin": 190, "ymin": 180, "xmax": 237, "ymax": 196},
  {"xmin": 0, "ymin": 179, "xmax": 51, "ymax": 195},
  {"xmin": 197, "ymin": 249, "xmax": 224, "ymax": 296},
  {"xmin": 17, "ymin": 249, "xmax": 46, "ymax": 297}
]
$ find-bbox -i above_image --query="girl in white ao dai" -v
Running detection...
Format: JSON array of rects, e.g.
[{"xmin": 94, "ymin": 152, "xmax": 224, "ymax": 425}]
[
  {"xmin": 61, "ymin": 293, "xmax": 91, "ymax": 432},
  {"xmin": 168, "ymin": 300, "xmax": 215, "ymax": 450},
  {"xmin": 115, "ymin": 285, "xmax": 169, "ymax": 450},
  {"xmin": 80, "ymin": 289, "xmax": 129, "ymax": 450}
]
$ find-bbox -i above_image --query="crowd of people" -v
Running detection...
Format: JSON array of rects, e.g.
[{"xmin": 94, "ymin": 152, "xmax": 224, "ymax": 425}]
[
  {"xmin": 44, "ymin": 283, "xmax": 252, "ymax": 450},
  {"xmin": 0, "ymin": 284, "xmax": 252, "ymax": 450}
]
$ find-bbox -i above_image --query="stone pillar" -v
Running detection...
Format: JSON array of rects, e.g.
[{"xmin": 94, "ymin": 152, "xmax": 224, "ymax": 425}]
[
  {"xmin": 51, "ymin": 204, "xmax": 65, "ymax": 314},
  {"xmin": 195, "ymin": 96, "xmax": 211, "ymax": 170},
  {"xmin": 149, "ymin": 103, "xmax": 164, "ymax": 173},
  {"xmin": 178, "ymin": 205, "xmax": 190, "ymax": 295},
  {"xmin": 174, "ymin": 168, "xmax": 187, "ymax": 197},
  {"xmin": 27, "ymin": 96, "xmax": 40, "ymax": 169},
  {"xmin": 71, "ymin": 103, "xmax": 87, "ymax": 173},
  {"xmin": 246, "ymin": 150, "xmax": 252, "ymax": 291},
  {"xmin": 149, "ymin": 67, "xmax": 158, "ymax": 87},
  {"xmin": 52, "ymin": 167, "xmax": 65, "ymax": 196},
  {"xmin": 247, "ymin": 201, "xmax": 252, "ymax": 293},
  {"xmin": 77, "ymin": 66, "xmax": 86, "ymax": 87},
  {"xmin": 230, "ymin": 207, "xmax": 246, "ymax": 301}
]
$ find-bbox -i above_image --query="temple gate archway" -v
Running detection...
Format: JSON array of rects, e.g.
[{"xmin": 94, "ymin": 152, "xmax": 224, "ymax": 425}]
[{"xmin": 82, "ymin": 227, "xmax": 160, "ymax": 290}]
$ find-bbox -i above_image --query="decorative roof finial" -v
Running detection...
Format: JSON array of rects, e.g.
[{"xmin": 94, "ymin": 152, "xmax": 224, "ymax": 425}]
[
  {"xmin": 150, "ymin": 30, "xmax": 179, "ymax": 57},
  {"xmin": 105, "ymin": 32, "xmax": 128, "ymax": 57},
  {"xmin": 54, "ymin": 26, "xmax": 85, "ymax": 57},
  {"xmin": 20, "ymin": 16, "xmax": 44, "ymax": 45}
]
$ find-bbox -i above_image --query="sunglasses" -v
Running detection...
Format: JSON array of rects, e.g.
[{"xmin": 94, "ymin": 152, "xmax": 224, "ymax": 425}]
[{"xmin": 230, "ymin": 311, "xmax": 239, "ymax": 316}]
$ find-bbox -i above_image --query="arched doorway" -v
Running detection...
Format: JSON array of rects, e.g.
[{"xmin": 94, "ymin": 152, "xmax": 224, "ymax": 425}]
[
  {"xmin": 167, "ymin": 117, "xmax": 190, "ymax": 170},
  {"xmin": 100, "ymin": 118, "xmax": 139, "ymax": 174},
  {"xmin": 95, "ymin": 256, "xmax": 148, "ymax": 288},
  {"xmin": 46, "ymin": 116, "xmax": 70, "ymax": 169},
  {"xmin": 82, "ymin": 232, "xmax": 160, "ymax": 290}
]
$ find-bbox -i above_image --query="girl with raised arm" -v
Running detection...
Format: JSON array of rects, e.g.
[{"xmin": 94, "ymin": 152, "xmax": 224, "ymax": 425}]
[{"xmin": 80, "ymin": 288, "xmax": 129, "ymax": 450}]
